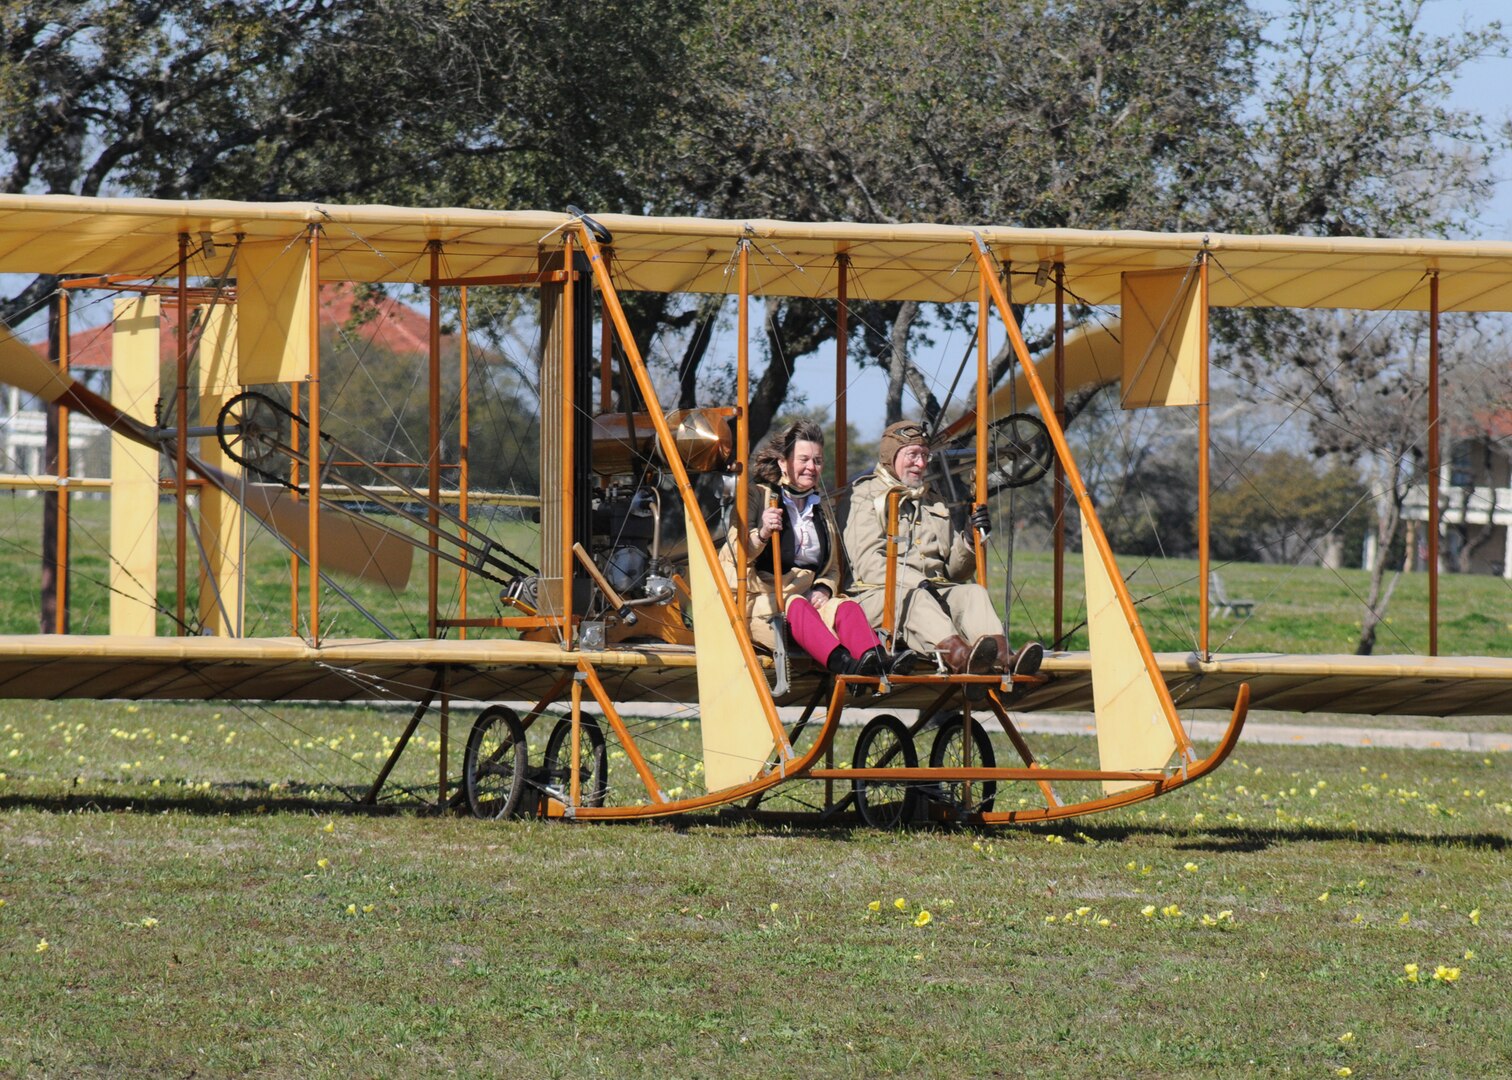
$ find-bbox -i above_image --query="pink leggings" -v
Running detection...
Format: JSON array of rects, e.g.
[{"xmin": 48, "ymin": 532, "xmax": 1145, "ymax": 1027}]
[{"xmin": 785, "ymin": 596, "xmax": 882, "ymax": 664}]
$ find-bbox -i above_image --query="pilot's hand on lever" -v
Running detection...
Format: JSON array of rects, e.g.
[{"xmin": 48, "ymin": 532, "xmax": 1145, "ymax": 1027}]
[
  {"xmin": 970, "ymin": 504, "xmax": 991, "ymax": 541},
  {"xmin": 758, "ymin": 506, "xmax": 785, "ymax": 542}
]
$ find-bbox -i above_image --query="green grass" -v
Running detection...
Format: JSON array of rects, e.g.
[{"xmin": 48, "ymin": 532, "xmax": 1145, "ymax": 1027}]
[{"xmin": 0, "ymin": 697, "xmax": 1508, "ymax": 1077}]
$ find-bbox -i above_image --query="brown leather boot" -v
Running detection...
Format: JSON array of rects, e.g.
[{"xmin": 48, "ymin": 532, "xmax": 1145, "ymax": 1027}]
[
  {"xmin": 967, "ymin": 635, "xmax": 1000, "ymax": 674},
  {"xmin": 1010, "ymin": 640, "xmax": 1045, "ymax": 678},
  {"xmin": 986, "ymin": 634, "xmax": 1010, "ymax": 673},
  {"xmin": 935, "ymin": 635, "xmax": 972, "ymax": 674}
]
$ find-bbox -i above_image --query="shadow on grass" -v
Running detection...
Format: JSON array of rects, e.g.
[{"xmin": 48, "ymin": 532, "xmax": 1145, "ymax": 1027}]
[
  {"xmin": 1, "ymin": 791, "xmax": 1506, "ymax": 852},
  {"xmin": 699, "ymin": 812, "xmax": 1512, "ymax": 852},
  {"xmin": 0, "ymin": 780, "xmax": 428, "ymax": 818}
]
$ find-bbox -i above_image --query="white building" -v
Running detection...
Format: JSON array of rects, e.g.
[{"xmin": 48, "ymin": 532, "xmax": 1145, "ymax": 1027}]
[
  {"xmin": 1393, "ymin": 422, "xmax": 1512, "ymax": 579},
  {"xmin": 2, "ymin": 384, "xmax": 108, "ymax": 486}
]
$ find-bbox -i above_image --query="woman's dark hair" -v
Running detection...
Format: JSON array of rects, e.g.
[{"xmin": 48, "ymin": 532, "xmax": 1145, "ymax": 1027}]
[{"xmin": 751, "ymin": 419, "xmax": 825, "ymax": 485}]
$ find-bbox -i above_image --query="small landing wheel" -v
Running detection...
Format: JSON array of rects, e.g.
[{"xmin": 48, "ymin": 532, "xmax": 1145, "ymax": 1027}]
[
  {"xmin": 928, "ymin": 711, "xmax": 997, "ymax": 816},
  {"xmin": 543, "ymin": 715, "xmax": 609, "ymax": 809},
  {"xmin": 852, "ymin": 714, "xmax": 918, "ymax": 829},
  {"xmin": 464, "ymin": 705, "xmax": 528, "ymax": 819}
]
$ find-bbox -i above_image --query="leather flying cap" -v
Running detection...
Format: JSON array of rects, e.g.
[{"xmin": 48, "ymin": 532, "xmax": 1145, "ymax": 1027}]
[{"xmin": 877, "ymin": 420, "xmax": 929, "ymax": 473}]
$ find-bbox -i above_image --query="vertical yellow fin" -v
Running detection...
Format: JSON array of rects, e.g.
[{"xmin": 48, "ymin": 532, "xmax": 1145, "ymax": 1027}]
[
  {"xmin": 109, "ymin": 296, "xmax": 160, "ymax": 635},
  {"xmin": 236, "ymin": 237, "xmax": 312, "ymax": 385},
  {"xmin": 197, "ymin": 306, "xmax": 243, "ymax": 636},
  {"xmin": 687, "ymin": 507, "xmax": 774, "ymax": 792},
  {"xmin": 1082, "ymin": 515, "xmax": 1177, "ymax": 793},
  {"xmin": 1121, "ymin": 267, "xmax": 1201, "ymax": 409}
]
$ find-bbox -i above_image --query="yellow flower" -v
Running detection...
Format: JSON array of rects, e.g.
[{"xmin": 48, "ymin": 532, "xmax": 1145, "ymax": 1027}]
[
  {"xmin": 1317, "ymin": 891, "xmax": 1331, "ymax": 902},
  {"xmin": 1403, "ymin": 962, "xmax": 1419, "ymax": 982},
  {"xmin": 867, "ymin": 900, "xmax": 881, "ymax": 913},
  {"xmin": 1075, "ymin": 906, "xmax": 1092, "ymax": 917},
  {"xmin": 1161, "ymin": 904, "xmax": 1183, "ymax": 918},
  {"xmin": 1338, "ymin": 1032, "xmax": 1355, "ymax": 1045},
  {"xmin": 1201, "ymin": 914, "xmax": 1218, "ymax": 927},
  {"xmin": 1337, "ymin": 1069, "xmax": 1353, "ymax": 1077},
  {"xmin": 323, "ymin": 821, "xmax": 335, "ymax": 834},
  {"xmin": 346, "ymin": 903, "xmax": 357, "ymax": 916},
  {"xmin": 35, "ymin": 939, "xmax": 48, "ymax": 953},
  {"xmin": 1096, "ymin": 918, "xmax": 1111, "ymax": 928},
  {"xmin": 317, "ymin": 858, "xmax": 330, "ymax": 870},
  {"xmin": 1141, "ymin": 905, "xmax": 1156, "ymax": 918},
  {"xmin": 1217, "ymin": 910, "xmax": 1233, "ymax": 921},
  {"xmin": 914, "ymin": 910, "xmax": 932, "ymax": 927},
  {"xmin": 1468, "ymin": 907, "xmax": 1481, "ymax": 926},
  {"xmin": 1464, "ymin": 950, "xmax": 1475, "ymax": 961},
  {"xmin": 1184, "ymin": 862, "xmax": 1199, "ymax": 873},
  {"xmin": 140, "ymin": 917, "xmax": 158, "ymax": 929},
  {"xmin": 1044, "ymin": 915, "xmax": 1057, "ymax": 924},
  {"xmin": 1397, "ymin": 911, "xmax": 1411, "ymax": 926},
  {"xmin": 894, "ymin": 897, "xmax": 907, "ymax": 911},
  {"xmin": 1432, "ymin": 965, "xmax": 1461, "ymax": 983},
  {"xmin": 769, "ymin": 902, "xmax": 780, "ymax": 914}
]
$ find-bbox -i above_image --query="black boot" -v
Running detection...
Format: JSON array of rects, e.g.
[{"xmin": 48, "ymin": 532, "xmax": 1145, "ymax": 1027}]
[
  {"xmin": 884, "ymin": 647, "xmax": 918, "ymax": 677},
  {"xmin": 854, "ymin": 647, "xmax": 886, "ymax": 679},
  {"xmin": 824, "ymin": 645, "xmax": 858, "ymax": 675}
]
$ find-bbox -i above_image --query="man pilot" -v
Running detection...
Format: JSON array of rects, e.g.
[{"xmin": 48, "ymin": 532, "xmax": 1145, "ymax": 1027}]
[{"xmin": 843, "ymin": 420, "xmax": 1043, "ymax": 678}]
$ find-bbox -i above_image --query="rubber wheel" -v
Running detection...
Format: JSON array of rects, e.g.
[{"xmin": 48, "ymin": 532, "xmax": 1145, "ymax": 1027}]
[
  {"xmin": 463, "ymin": 706, "xmax": 528, "ymax": 819},
  {"xmin": 852, "ymin": 714, "xmax": 919, "ymax": 829},
  {"xmin": 928, "ymin": 711, "xmax": 998, "ymax": 815},
  {"xmin": 543, "ymin": 715, "xmax": 609, "ymax": 808}
]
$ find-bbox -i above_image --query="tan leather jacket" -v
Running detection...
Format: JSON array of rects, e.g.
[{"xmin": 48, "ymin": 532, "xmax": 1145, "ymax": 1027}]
[
  {"xmin": 842, "ymin": 465, "xmax": 975, "ymax": 594},
  {"xmin": 718, "ymin": 480, "xmax": 842, "ymax": 647}
]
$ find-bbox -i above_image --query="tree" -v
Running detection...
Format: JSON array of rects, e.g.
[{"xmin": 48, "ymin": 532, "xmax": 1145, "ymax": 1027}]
[
  {"xmin": 1, "ymin": 0, "xmax": 708, "ymax": 320},
  {"xmin": 1218, "ymin": 0, "xmax": 1509, "ymax": 651},
  {"xmin": 666, "ymin": 0, "xmax": 1261, "ymax": 434},
  {"xmin": 1209, "ymin": 449, "xmax": 1367, "ymax": 565}
]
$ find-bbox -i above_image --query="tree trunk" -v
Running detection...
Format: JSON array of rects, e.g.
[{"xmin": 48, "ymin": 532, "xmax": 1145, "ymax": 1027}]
[
  {"xmin": 884, "ymin": 301, "xmax": 919, "ymax": 424},
  {"xmin": 1356, "ymin": 490, "xmax": 1405, "ymax": 655}
]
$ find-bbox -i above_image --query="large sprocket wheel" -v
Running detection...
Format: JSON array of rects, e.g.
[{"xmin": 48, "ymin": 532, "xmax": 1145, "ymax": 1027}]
[
  {"xmin": 984, "ymin": 412, "xmax": 1052, "ymax": 492},
  {"xmin": 217, "ymin": 391, "xmax": 292, "ymax": 484},
  {"xmin": 543, "ymin": 715, "xmax": 609, "ymax": 809},
  {"xmin": 928, "ymin": 711, "xmax": 998, "ymax": 816},
  {"xmin": 463, "ymin": 705, "xmax": 528, "ymax": 820},
  {"xmin": 852, "ymin": 714, "xmax": 919, "ymax": 829}
]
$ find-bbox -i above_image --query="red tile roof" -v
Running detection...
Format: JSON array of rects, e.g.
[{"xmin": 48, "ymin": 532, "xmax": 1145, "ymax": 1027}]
[{"xmin": 35, "ymin": 284, "xmax": 452, "ymax": 370}]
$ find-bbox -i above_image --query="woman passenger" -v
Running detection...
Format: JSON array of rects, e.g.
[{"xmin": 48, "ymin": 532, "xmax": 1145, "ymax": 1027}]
[{"xmin": 720, "ymin": 419, "xmax": 914, "ymax": 678}]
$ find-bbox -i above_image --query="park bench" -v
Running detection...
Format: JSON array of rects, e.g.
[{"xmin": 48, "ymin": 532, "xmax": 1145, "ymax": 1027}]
[{"xmin": 1209, "ymin": 571, "xmax": 1256, "ymax": 618}]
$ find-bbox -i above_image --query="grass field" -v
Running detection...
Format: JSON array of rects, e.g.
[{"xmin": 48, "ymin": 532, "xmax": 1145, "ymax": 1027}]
[{"xmin": 1, "ymin": 696, "xmax": 1509, "ymax": 1077}]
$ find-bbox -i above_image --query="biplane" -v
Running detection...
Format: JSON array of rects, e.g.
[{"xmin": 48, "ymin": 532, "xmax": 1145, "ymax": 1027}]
[{"xmin": 0, "ymin": 194, "xmax": 1509, "ymax": 827}]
